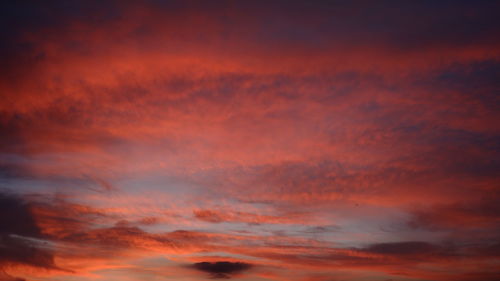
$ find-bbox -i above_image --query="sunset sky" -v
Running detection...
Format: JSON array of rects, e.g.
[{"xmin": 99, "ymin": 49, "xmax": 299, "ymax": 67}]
[{"xmin": 1, "ymin": 1, "xmax": 499, "ymax": 281}]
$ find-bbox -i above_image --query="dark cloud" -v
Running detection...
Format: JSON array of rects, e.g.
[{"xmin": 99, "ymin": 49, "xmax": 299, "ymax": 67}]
[
  {"xmin": 469, "ymin": 242, "xmax": 500, "ymax": 258},
  {"xmin": 0, "ymin": 191, "xmax": 56, "ymax": 271},
  {"xmin": 192, "ymin": 261, "xmax": 252, "ymax": 279},
  {"xmin": 0, "ymin": 160, "xmax": 35, "ymax": 181},
  {"xmin": 0, "ymin": 191, "xmax": 41, "ymax": 238},
  {"xmin": 1, "ymin": 0, "xmax": 498, "ymax": 73},
  {"xmin": 409, "ymin": 195, "xmax": 500, "ymax": 231},
  {"xmin": 0, "ymin": 235, "xmax": 54, "ymax": 270},
  {"xmin": 0, "ymin": 0, "xmax": 122, "ymax": 42},
  {"xmin": 364, "ymin": 241, "xmax": 441, "ymax": 256},
  {"xmin": 427, "ymin": 60, "xmax": 500, "ymax": 104},
  {"xmin": 455, "ymin": 271, "xmax": 500, "ymax": 281}
]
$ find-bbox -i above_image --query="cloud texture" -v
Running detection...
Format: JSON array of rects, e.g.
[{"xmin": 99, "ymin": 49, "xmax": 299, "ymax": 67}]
[{"xmin": 0, "ymin": 1, "xmax": 499, "ymax": 280}]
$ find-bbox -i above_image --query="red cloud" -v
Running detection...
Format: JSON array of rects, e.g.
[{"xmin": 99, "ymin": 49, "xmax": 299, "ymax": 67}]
[{"xmin": 1, "ymin": 1, "xmax": 499, "ymax": 281}]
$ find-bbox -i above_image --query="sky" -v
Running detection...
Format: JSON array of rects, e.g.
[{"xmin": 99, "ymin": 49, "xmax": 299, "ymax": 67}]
[{"xmin": 0, "ymin": 1, "xmax": 499, "ymax": 281}]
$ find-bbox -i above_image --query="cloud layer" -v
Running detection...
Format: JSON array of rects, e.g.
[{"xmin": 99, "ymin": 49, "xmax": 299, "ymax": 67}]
[{"xmin": 1, "ymin": 1, "xmax": 499, "ymax": 280}]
